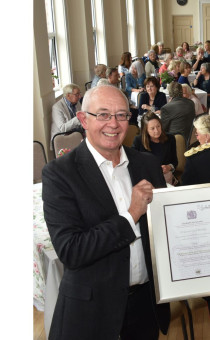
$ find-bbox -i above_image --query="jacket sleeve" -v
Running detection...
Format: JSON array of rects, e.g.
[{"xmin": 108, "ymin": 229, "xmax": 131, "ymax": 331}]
[
  {"xmin": 169, "ymin": 135, "xmax": 178, "ymax": 168},
  {"xmin": 42, "ymin": 160, "xmax": 136, "ymax": 270},
  {"xmin": 160, "ymin": 105, "xmax": 170, "ymax": 132},
  {"xmin": 52, "ymin": 105, "xmax": 81, "ymax": 133}
]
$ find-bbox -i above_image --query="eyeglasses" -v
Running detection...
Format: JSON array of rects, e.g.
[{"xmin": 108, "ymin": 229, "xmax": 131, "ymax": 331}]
[{"xmin": 86, "ymin": 111, "xmax": 131, "ymax": 121}]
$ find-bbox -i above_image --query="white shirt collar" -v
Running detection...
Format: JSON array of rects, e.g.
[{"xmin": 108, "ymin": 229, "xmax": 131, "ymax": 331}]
[{"xmin": 86, "ymin": 138, "xmax": 129, "ymax": 168}]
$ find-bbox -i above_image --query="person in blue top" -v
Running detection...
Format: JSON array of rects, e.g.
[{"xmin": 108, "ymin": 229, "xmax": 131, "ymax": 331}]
[
  {"xmin": 178, "ymin": 61, "xmax": 192, "ymax": 86},
  {"xmin": 125, "ymin": 60, "xmax": 146, "ymax": 100},
  {"xmin": 193, "ymin": 62, "xmax": 210, "ymax": 108},
  {"xmin": 139, "ymin": 77, "xmax": 167, "ymax": 116}
]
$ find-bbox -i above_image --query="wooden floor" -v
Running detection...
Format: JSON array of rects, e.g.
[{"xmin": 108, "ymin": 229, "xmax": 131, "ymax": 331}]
[{"xmin": 34, "ymin": 303, "xmax": 210, "ymax": 340}]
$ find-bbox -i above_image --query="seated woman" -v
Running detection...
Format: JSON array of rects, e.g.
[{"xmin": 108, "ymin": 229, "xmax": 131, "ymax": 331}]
[
  {"xmin": 181, "ymin": 42, "xmax": 193, "ymax": 60},
  {"xmin": 157, "ymin": 41, "xmax": 164, "ymax": 59},
  {"xmin": 139, "ymin": 77, "xmax": 167, "ymax": 116},
  {"xmin": 178, "ymin": 61, "xmax": 192, "ymax": 86},
  {"xmin": 125, "ymin": 60, "xmax": 146, "ymax": 100},
  {"xmin": 204, "ymin": 40, "xmax": 210, "ymax": 61},
  {"xmin": 167, "ymin": 59, "xmax": 181, "ymax": 81},
  {"xmin": 118, "ymin": 52, "xmax": 132, "ymax": 77},
  {"xmin": 145, "ymin": 50, "xmax": 160, "ymax": 77},
  {"xmin": 91, "ymin": 64, "xmax": 107, "ymax": 88},
  {"xmin": 132, "ymin": 111, "xmax": 178, "ymax": 185},
  {"xmin": 193, "ymin": 62, "xmax": 210, "ymax": 108},
  {"xmin": 192, "ymin": 47, "xmax": 208, "ymax": 71},
  {"xmin": 182, "ymin": 114, "xmax": 210, "ymax": 185},
  {"xmin": 174, "ymin": 46, "xmax": 185, "ymax": 61},
  {"xmin": 182, "ymin": 84, "xmax": 204, "ymax": 115},
  {"xmin": 159, "ymin": 53, "xmax": 173, "ymax": 76}
]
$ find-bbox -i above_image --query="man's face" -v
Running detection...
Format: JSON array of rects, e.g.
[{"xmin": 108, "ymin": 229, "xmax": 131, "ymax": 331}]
[
  {"xmin": 109, "ymin": 70, "xmax": 119, "ymax": 85},
  {"xmin": 67, "ymin": 88, "xmax": 81, "ymax": 105},
  {"xmin": 78, "ymin": 87, "xmax": 129, "ymax": 158}
]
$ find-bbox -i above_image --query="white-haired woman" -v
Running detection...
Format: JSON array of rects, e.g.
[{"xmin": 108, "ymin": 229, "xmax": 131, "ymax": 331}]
[
  {"xmin": 145, "ymin": 50, "xmax": 160, "ymax": 77},
  {"xmin": 125, "ymin": 60, "xmax": 146, "ymax": 99},
  {"xmin": 182, "ymin": 84, "xmax": 204, "ymax": 115},
  {"xmin": 182, "ymin": 114, "xmax": 210, "ymax": 185},
  {"xmin": 192, "ymin": 47, "xmax": 207, "ymax": 71}
]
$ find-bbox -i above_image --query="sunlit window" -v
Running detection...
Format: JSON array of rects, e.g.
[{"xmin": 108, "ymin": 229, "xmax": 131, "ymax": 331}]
[
  {"xmin": 45, "ymin": 0, "xmax": 60, "ymax": 88},
  {"xmin": 91, "ymin": 0, "xmax": 98, "ymax": 65}
]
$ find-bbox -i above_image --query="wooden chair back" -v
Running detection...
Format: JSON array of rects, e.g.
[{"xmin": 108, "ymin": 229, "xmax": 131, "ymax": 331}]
[{"xmin": 33, "ymin": 141, "xmax": 47, "ymax": 183}]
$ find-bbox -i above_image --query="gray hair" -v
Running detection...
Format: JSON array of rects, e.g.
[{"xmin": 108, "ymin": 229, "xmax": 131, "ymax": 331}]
[
  {"xmin": 147, "ymin": 50, "xmax": 156, "ymax": 57},
  {"xmin": 157, "ymin": 41, "xmax": 164, "ymax": 46},
  {"xmin": 129, "ymin": 60, "xmax": 145, "ymax": 78},
  {"xmin": 194, "ymin": 114, "xmax": 210, "ymax": 135},
  {"xmin": 63, "ymin": 83, "xmax": 81, "ymax": 97},
  {"xmin": 176, "ymin": 46, "xmax": 184, "ymax": 53},
  {"xmin": 81, "ymin": 85, "xmax": 129, "ymax": 112},
  {"xmin": 163, "ymin": 53, "xmax": 173, "ymax": 62},
  {"xmin": 200, "ymin": 62, "xmax": 210, "ymax": 73},
  {"xmin": 181, "ymin": 83, "xmax": 192, "ymax": 95},
  {"xmin": 94, "ymin": 64, "xmax": 107, "ymax": 76},
  {"xmin": 168, "ymin": 82, "xmax": 183, "ymax": 98},
  {"xmin": 106, "ymin": 67, "xmax": 118, "ymax": 78}
]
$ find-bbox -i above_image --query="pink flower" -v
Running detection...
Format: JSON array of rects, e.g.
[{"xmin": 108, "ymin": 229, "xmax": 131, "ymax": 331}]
[
  {"xmin": 57, "ymin": 148, "xmax": 71, "ymax": 157},
  {"xmin": 37, "ymin": 243, "xmax": 44, "ymax": 253},
  {"xmin": 33, "ymin": 262, "xmax": 39, "ymax": 274}
]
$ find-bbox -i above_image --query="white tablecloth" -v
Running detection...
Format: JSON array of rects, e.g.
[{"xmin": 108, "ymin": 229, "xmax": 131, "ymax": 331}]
[
  {"xmin": 130, "ymin": 92, "xmax": 141, "ymax": 107},
  {"xmin": 33, "ymin": 183, "xmax": 63, "ymax": 337},
  {"xmin": 160, "ymin": 87, "xmax": 207, "ymax": 108}
]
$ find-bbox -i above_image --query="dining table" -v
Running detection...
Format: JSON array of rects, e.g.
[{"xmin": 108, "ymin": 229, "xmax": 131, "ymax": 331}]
[
  {"xmin": 159, "ymin": 87, "xmax": 207, "ymax": 108},
  {"xmin": 33, "ymin": 182, "xmax": 64, "ymax": 337}
]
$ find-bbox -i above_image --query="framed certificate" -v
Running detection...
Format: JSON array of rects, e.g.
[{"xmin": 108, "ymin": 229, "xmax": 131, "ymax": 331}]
[{"xmin": 147, "ymin": 184, "xmax": 210, "ymax": 304}]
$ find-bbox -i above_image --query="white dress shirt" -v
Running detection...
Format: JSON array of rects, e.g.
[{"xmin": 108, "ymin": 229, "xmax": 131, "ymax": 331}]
[{"xmin": 86, "ymin": 138, "xmax": 148, "ymax": 286}]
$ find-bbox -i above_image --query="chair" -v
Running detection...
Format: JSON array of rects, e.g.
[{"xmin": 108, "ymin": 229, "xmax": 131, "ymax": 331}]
[
  {"xmin": 187, "ymin": 126, "xmax": 197, "ymax": 149},
  {"xmin": 123, "ymin": 124, "xmax": 140, "ymax": 147},
  {"xmin": 120, "ymin": 75, "xmax": 126, "ymax": 91},
  {"xmin": 182, "ymin": 298, "xmax": 210, "ymax": 340},
  {"xmin": 85, "ymin": 81, "xmax": 92, "ymax": 91},
  {"xmin": 33, "ymin": 141, "xmax": 47, "ymax": 183},
  {"xmin": 52, "ymin": 131, "xmax": 84, "ymax": 158},
  {"xmin": 174, "ymin": 134, "xmax": 186, "ymax": 182}
]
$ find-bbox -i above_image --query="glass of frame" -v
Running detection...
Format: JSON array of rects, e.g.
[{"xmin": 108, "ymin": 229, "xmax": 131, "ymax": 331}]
[{"xmin": 147, "ymin": 183, "xmax": 210, "ymax": 304}]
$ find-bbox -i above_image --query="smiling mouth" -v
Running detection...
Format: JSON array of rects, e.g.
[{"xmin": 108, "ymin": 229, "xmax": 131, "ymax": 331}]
[{"xmin": 103, "ymin": 132, "xmax": 118, "ymax": 137}]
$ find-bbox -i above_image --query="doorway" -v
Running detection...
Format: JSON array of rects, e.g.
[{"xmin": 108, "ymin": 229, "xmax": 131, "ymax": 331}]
[{"xmin": 173, "ymin": 15, "xmax": 193, "ymax": 50}]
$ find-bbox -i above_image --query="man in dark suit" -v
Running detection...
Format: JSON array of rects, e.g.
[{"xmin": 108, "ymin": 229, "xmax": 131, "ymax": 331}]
[
  {"xmin": 160, "ymin": 82, "xmax": 195, "ymax": 143},
  {"xmin": 42, "ymin": 85, "xmax": 170, "ymax": 340}
]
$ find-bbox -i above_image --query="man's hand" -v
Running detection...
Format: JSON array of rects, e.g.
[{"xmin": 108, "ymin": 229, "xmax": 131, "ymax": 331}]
[{"xmin": 128, "ymin": 180, "xmax": 154, "ymax": 223}]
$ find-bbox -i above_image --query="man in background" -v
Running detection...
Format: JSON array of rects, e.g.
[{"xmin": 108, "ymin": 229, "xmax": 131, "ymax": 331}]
[
  {"xmin": 51, "ymin": 83, "xmax": 82, "ymax": 145},
  {"xmin": 160, "ymin": 82, "xmax": 195, "ymax": 143}
]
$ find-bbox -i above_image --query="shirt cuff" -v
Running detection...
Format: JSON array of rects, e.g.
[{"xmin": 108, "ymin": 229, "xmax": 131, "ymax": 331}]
[{"xmin": 120, "ymin": 212, "xmax": 141, "ymax": 238}]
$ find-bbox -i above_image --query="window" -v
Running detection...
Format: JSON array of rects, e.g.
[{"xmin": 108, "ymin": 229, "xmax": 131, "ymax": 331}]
[
  {"xmin": 45, "ymin": 0, "xmax": 60, "ymax": 88},
  {"xmin": 91, "ymin": 0, "xmax": 98, "ymax": 65}
]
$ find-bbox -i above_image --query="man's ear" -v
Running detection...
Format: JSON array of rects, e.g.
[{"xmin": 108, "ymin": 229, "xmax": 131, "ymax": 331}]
[{"xmin": 77, "ymin": 111, "xmax": 88, "ymax": 130}]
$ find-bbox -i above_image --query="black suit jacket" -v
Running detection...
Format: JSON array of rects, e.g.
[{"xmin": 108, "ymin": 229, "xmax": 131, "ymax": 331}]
[
  {"xmin": 161, "ymin": 97, "xmax": 195, "ymax": 142},
  {"xmin": 42, "ymin": 140, "xmax": 170, "ymax": 340},
  {"xmin": 182, "ymin": 147, "xmax": 210, "ymax": 185}
]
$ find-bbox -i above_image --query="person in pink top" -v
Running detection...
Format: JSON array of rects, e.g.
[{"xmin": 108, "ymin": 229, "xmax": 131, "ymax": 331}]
[
  {"xmin": 182, "ymin": 83, "xmax": 205, "ymax": 115},
  {"xmin": 159, "ymin": 53, "xmax": 173, "ymax": 75}
]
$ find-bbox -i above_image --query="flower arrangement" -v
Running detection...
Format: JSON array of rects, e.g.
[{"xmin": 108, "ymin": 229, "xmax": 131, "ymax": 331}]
[
  {"xmin": 160, "ymin": 71, "xmax": 174, "ymax": 85},
  {"xmin": 193, "ymin": 41, "xmax": 203, "ymax": 49},
  {"xmin": 57, "ymin": 148, "xmax": 71, "ymax": 157}
]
